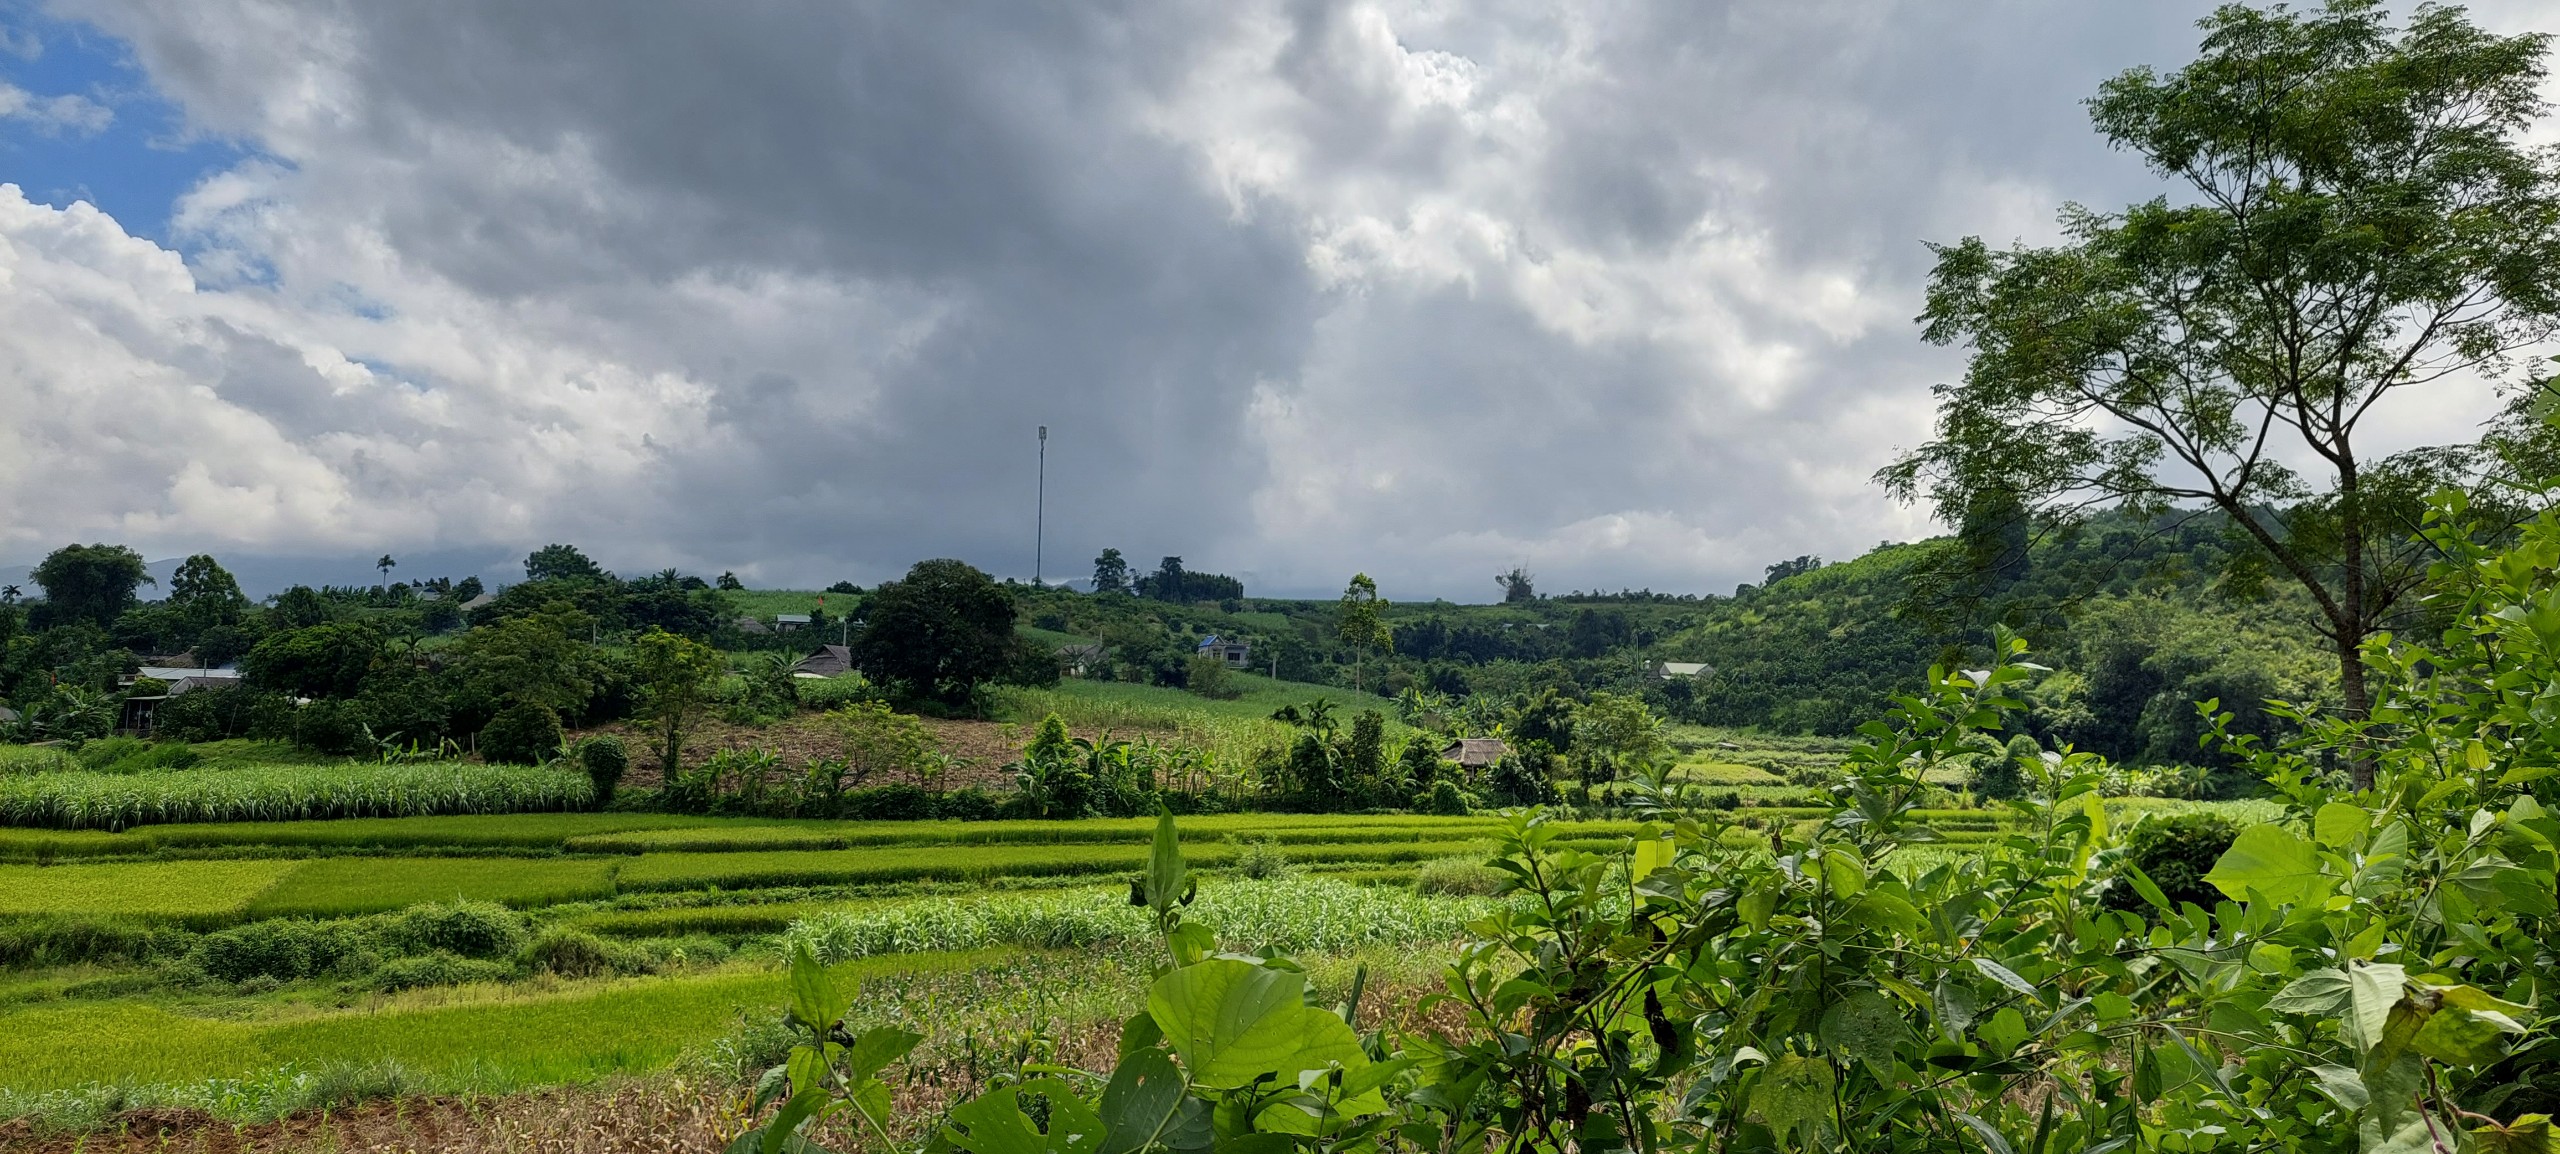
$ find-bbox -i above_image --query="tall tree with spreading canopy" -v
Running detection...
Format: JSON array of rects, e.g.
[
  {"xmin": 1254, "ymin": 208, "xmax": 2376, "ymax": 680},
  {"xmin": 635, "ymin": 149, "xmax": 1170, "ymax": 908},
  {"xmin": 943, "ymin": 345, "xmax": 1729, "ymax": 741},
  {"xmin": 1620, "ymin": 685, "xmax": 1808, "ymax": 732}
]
[
  {"xmin": 523, "ymin": 543, "xmax": 605, "ymax": 583},
  {"xmin": 1880, "ymin": 1, "xmax": 2560, "ymax": 786},
  {"xmin": 851, "ymin": 558, "xmax": 1018, "ymax": 706},
  {"xmin": 30, "ymin": 544, "xmax": 153, "ymax": 629}
]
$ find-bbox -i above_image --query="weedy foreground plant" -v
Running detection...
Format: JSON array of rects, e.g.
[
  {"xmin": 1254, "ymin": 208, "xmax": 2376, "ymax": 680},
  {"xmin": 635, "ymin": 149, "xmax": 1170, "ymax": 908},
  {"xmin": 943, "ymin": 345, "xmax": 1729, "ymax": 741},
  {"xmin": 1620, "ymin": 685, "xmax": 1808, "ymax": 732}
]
[{"xmin": 733, "ymin": 497, "xmax": 2559, "ymax": 1154}]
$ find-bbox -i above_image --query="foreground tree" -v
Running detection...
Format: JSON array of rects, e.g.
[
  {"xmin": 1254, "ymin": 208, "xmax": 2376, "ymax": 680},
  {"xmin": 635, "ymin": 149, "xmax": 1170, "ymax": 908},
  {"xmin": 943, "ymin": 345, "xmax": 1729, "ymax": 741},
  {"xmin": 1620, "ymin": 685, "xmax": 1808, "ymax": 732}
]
[
  {"xmin": 851, "ymin": 559, "xmax": 1016, "ymax": 706},
  {"xmin": 1882, "ymin": 1, "xmax": 2560, "ymax": 787},
  {"xmin": 30, "ymin": 543, "xmax": 152, "ymax": 629}
]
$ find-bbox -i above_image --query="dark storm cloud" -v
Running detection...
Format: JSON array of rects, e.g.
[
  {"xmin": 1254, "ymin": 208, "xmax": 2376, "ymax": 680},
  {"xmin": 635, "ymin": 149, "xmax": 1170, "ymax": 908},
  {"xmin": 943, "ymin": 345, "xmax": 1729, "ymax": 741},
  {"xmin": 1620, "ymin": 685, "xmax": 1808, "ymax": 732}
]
[{"xmin": 16, "ymin": 0, "xmax": 2523, "ymax": 596}]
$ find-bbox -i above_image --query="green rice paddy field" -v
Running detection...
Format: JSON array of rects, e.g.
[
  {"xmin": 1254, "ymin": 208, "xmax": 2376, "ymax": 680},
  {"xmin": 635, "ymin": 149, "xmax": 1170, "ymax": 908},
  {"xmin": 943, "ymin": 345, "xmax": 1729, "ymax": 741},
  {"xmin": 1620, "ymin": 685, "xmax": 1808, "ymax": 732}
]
[{"xmin": 0, "ymin": 798, "xmax": 2275, "ymax": 1125}]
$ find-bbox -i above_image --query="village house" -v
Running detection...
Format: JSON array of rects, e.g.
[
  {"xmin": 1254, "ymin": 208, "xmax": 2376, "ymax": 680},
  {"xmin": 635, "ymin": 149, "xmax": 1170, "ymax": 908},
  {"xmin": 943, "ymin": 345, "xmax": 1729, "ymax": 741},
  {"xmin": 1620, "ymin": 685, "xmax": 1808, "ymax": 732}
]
[
  {"xmin": 1440, "ymin": 737, "xmax": 1508, "ymax": 770},
  {"xmin": 1194, "ymin": 634, "xmax": 1251, "ymax": 667}
]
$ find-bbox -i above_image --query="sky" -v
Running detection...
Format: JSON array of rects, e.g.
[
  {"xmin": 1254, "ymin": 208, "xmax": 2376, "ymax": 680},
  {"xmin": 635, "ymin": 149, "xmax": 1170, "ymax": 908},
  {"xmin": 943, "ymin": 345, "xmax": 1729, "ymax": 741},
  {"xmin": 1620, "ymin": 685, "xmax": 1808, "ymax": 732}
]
[{"xmin": 1, "ymin": 0, "xmax": 2552, "ymax": 600}]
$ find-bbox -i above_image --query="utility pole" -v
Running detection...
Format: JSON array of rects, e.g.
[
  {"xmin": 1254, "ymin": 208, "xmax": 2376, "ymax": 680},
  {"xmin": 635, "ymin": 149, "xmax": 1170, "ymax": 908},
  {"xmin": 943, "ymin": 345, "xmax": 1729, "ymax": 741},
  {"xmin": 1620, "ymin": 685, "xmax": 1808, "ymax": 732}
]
[{"xmin": 1034, "ymin": 425, "xmax": 1048, "ymax": 586}]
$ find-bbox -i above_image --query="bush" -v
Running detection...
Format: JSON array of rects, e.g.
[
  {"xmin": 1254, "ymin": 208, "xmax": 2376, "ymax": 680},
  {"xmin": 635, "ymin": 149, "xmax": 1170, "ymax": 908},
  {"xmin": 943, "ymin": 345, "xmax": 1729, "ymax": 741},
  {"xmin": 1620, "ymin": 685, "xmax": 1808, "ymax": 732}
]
[
  {"xmin": 522, "ymin": 927, "xmax": 647, "ymax": 979},
  {"xmin": 1484, "ymin": 754, "xmax": 1556, "ymax": 807},
  {"xmin": 2108, "ymin": 811, "xmax": 2242, "ymax": 912},
  {"xmin": 478, "ymin": 701, "xmax": 564, "ymax": 766},
  {"xmin": 391, "ymin": 900, "xmax": 529, "ymax": 959},
  {"xmin": 938, "ymin": 787, "xmax": 1000, "ymax": 821},
  {"xmin": 189, "ymin": 919, "xmax": 370, "ymax": 983},
  {"xmin": 1423, "ymin": 780, "xmax": 1470, "ymax": 816},
  {"xmin": 1185, "ymin": 656, "xmax": 1241, "ymax": 700},
  {"xmin": 0, "ymin": 916, "xmax": 176, "ymax": 968},
  {"xmin": 1974, "ymin": 734, "xmax": 2035, "ymax": 800},
  {"xmin": 292, "ymin": 698, "xmax": 375, "ymax": 756},
  {"xmin": 370, "ymin": 952, "xmax": 511, "ymax": 991},
  {"xmin": 577, "ymin": 735, "xmax": 629, "ymax": 802},
  {"xmin": 152, "ymin": 685, "xmax": 293, "ymax": 743},
  {"xmin": 840, "ymin": 784, "xmax": 937, "ymax": 820},
  {"xmin": 1232, "ymin": 837, "xmax": 1291, "ymax": 880}
]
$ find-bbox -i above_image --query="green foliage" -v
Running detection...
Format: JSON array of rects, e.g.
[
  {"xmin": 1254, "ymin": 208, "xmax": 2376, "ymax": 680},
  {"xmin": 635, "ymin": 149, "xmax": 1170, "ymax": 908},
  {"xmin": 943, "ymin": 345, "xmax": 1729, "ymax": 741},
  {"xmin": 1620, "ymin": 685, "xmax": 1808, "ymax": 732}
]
[
  {"xmin": 1885, "ymin": 0, "xmax": 2560, "ymax": 772},
  {"xmin": 476, "ymin": 700, "xmax": 563, "ymax": 766},
  {"xmin": 577, "ymin": 734, "xmax": 628, "ymax": 802},
  {"xmin": 522, "ymin": 927, "xmax": 647, "ymax": 979},
  {"xmin": 631, "ymin": 627, "xmax": 725, "ymax": 782},
  {"xmin": 523, "ymin": 544, "xmax": 605, "ymax": 583},
  {"xmin": 2107, "ymin": 809, "xmax": 2239, "ymax": 912},
  {"xmin": 449, "ymin": 605, "xmax": 607, "ymax": 718},
  {"xmin": 1183, "ymin": 653, "xmax": 1239, "ymax": 700},
  {"xmin": 189, "ymin": 919, "xmax": 372, "ymax": 983},
  {"xmin": 1975, "ymin": 732, "xmax": 2034, "ymax": 800},
  {"xmin": 852, "ymin": 559, "xmax": 1018, "ymax": 706},
  {"xmin": 240, "ymin": 621, "xmax": 389, "ymax": 700},
  {"xmin": 29, "ymin": 543, "xmax": 152, "ymax": 629},
  {"xmin": 732, "ymin": 492, "xmax": 2558, "ymax": 1154},
  {"xmin": 390, "ymin": 900, "xmax": 529, "ymax": 959}
]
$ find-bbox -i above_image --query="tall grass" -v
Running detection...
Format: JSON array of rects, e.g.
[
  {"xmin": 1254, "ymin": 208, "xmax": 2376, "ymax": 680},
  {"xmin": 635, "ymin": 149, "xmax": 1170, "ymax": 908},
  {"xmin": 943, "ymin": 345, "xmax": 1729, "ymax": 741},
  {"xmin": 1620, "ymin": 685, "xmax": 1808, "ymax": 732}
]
[{"xmin": 0, "ymin": 763, "xmax": 595, "ymax": 830}]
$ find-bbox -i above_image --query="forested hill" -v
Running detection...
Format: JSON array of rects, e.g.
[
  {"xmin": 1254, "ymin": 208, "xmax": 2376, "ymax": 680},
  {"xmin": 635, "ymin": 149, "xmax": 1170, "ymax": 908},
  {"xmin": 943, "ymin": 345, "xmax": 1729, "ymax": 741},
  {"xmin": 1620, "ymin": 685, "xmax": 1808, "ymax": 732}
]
[{"xmin": 1023, "ymin": 510, "xmax": 2339, "ymax": 765}]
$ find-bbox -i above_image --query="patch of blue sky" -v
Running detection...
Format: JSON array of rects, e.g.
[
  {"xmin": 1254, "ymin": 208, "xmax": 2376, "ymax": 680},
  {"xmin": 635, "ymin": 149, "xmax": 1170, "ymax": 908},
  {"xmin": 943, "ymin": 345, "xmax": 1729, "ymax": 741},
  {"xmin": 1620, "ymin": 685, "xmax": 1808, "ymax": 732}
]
[{"xmin": 0, "ymin": 6, "xmax": 254, "ymax": 244}]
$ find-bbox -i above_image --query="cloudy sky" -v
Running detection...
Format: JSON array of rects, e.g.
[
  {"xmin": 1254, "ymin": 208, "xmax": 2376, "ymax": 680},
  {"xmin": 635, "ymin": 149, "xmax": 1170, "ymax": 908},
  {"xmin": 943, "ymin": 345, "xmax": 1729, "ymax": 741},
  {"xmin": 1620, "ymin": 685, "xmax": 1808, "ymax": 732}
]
[{"xmin": 1, "ymin": 1, "xmax": 2550, "ymax": 599}]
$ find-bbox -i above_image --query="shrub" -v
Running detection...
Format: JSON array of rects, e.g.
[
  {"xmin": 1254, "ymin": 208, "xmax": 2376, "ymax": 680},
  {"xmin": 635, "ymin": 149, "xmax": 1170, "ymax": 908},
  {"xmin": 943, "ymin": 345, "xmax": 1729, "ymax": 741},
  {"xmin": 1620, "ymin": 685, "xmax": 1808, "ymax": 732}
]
[
  {"xmin": 152, "ymin": 685, "xmax": 292, "ymax": 743},
  {"xmin": 1974, "ymin": 734, "xmax": 2035, "ymax": 800},
  {"xmin": 2108, "ymin": 810, "xmax": 2242, "ymax": 912},
  {"xmin": 291, "ymin": 699, "xmax": 375, "ymax": 756},
  {"xmin": 522, "ymin": 927, "xmax": 647, "ymax": 979},
  {"xmin": 370, "ymin": 952, "xmax": 511, "ymax": 991},
  {"xmin": 189, "ymin": 919, "xmax": 370, "ymax": 983},
  {"xmin": 840, "ymin": 783, "xmax": 937, "ymax": 820},
  {"xmin": 1484, "ymin": 753, "xmax": 1556, "ymax": 807},
  {"xmin": 391, "ymin": 900, "xmax": 528, "ymax": 959},
  {"xmin": 478, "ymin": 701, "xmax": 564, "ymax": 766},
  {"xmin": 1185, "ymin": 655, "xmax": 1241, "ymax": 700},
  {"xmin": 1232, "ymin": 836, "xmax": 1291, "ymax": 880},
  {"xmin": 577, "ymin": 735, "xmax": 629, "ymax": 802},
  {"xmin": 1423, "ymin": 780, "xmax": 1469, "ymax": 816},
  {"xmin": 1414, "ymin": 856, "xmax": 1507, "ymax": 897},
  {"xmin": 0, "ymin": 916, "xmax": 175, "ymax": 968},
  {"xmin": 938, "ymin": 787, "xmax": 1000, "ymax": 821}
]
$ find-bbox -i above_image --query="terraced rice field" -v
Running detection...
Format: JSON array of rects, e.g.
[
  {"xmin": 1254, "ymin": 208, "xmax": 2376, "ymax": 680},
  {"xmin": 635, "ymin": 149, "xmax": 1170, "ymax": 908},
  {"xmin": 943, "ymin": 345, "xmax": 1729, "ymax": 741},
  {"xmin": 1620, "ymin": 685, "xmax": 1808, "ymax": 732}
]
[{"xmin": 0, "ymin": 796, "xmax": 2270, "ymax": 1132}]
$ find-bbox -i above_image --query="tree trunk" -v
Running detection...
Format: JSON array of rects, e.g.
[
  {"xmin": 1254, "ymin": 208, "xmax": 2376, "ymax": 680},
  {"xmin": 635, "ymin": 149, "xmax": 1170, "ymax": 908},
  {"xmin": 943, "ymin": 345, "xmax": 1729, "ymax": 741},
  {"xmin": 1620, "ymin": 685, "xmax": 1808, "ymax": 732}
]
[
  {"xmin": 2335, "ymin": 452, "xmax": 2374, "ymax": 792},
  {"xmin": 2334, "ymin": 627, "xmax": 2374, "ymax": 792}
]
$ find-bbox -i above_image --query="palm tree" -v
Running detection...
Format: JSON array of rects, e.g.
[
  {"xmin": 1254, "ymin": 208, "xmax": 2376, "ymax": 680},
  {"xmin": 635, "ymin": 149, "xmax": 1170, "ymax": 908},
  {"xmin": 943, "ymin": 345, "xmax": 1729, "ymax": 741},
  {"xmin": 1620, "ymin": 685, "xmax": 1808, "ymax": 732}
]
[
  {"xmin": 376, "ymin": 555, "xmax": 397, "ymax": 588},
  {"xmin": 0, "ymin": 584, "xmax": 19, "ymax": 604}
]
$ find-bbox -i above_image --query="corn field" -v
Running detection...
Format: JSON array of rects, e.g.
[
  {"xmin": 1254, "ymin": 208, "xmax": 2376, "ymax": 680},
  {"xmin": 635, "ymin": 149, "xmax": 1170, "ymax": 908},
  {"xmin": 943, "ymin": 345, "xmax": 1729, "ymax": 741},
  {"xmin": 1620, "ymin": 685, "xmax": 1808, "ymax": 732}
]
[{"xmin": 0, "ymin": 763, "xmax": 596, "ymax": 831}]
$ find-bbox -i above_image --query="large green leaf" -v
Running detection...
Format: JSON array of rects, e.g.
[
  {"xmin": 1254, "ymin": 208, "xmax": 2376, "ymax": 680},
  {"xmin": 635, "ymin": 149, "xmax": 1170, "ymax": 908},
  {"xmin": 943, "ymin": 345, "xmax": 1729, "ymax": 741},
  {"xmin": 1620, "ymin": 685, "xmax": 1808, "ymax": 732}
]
[
  {"xmin": 2268, "ymin": 968, "xmax": 2351, "ymax": 1016},
  {"xmin": 2346, "ymin": 962, "xmax": 2408, "ymax": 1053},
  {"xmin": 943, "ymin": 1080, "xmax": 1104, "ymax": 1154},
  {"xmin": 786, "ymin": 943, "xmax": 851, "ymax": 1033},
  {"xmin": 2205, "ymin": 825, "xmax": 2329, "ymax": 905},
  {"xmin": 1752, "ymin": 1053, "xmax": 1835, "ymax": 1136},
  {"xmin": 1097, "ymin": 1048, "xmax": 1188, "ymax": 1154},
  {"xmin": 1148, "ymin": 959, "xmax": 1365, "ymax": 1090},
  {"xmin": 2315, "ymin": 802, "xmax": 2370, "ymax": 849},
  {"xmin": 1817, "ymin": 990, "xmax": 1905, "ymax": 1075}
]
